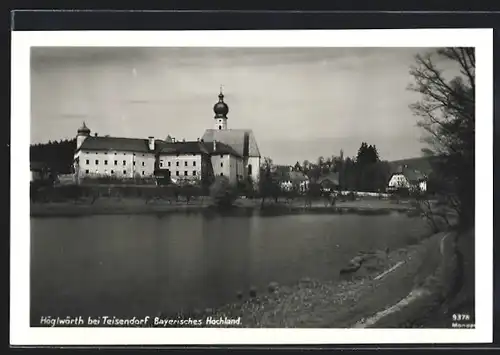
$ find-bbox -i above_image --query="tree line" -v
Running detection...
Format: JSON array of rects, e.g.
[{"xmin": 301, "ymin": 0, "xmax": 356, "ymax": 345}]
[
  {"xmin": 260, "ymin": 142, "xmax": 393, "ymax": 194},
  {"xmin": 30, "ymin": 138, "xmax": 76, "ymax": 174}
]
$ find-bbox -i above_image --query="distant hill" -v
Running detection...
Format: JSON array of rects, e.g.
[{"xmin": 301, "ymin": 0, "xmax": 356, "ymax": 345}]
[{"xmin": 387, "ymin": 156, "xmax": 438, "ymax": 175}]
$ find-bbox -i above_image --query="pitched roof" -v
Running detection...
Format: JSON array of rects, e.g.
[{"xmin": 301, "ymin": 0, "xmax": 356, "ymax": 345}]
[
  {"xmin": 201, "ymin": 129, "xmax": 260, "ymax": 157},
  {"xmin": 402, "ymin": 168, "xmax": 426, "ymax": 183},
  {"xmin": 317, "ymin": 172, "xmax": 340, "ymax": 185},
  {"xmin": 203, "ymin": 142, "xmax": 242, "ymax": 158},
  {"xmin": 388, "ymin": 156, "xmax": 435, "ymax": 175},
  {"xmin": 289, "ymin": 171, "xmax": 309, "ymax": 182},
  {"xmin": 78, "ymin": 136, "xmax": 164, "ymax": 153},
  {"xmin": 159, "ymin": 141, "xmax": 242, "ymax": 158},
  {"xmin": 159, "ymin": 141, "xmax": 209, "ymax": 155}
]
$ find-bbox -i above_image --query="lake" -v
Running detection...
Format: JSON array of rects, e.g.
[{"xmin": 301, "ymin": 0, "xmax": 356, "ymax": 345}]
[{"xmin": 30, "ymin": 211, "xmax": 429, "ymax": 324}]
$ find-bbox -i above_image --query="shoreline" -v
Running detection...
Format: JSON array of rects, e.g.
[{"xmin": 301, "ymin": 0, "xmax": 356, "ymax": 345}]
[
  {"xmin": 156, "ymin": 232, "xmax": 447, "ymax": 328},
  {"xmin": 30, "ymin": 198, "xmax": 416, "ymax": 217}
]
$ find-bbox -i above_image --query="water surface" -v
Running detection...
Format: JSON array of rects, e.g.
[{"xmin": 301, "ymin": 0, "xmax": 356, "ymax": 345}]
[{"xmin": 30, "ymin": 211, "xmax": 429, "ymax": 324}]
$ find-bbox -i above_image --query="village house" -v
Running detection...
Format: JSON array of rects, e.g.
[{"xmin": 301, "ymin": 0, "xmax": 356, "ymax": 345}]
[
  {"xmin": 387, "ymin": 165, "xmax": 427, "ymax": 193},
  {"xmin": 317, "ymin": 172, "xmax": 340, "ymax": 192},
  {"xmin": 72, "ymin": 89, "xmax": 261, "ymax": 187},
  {"xmin": 275, "ymin": 166, "xmax": 310, "ymax": 193}
]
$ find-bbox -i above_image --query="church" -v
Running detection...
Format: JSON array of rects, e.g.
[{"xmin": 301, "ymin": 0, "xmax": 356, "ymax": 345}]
[{"xmin": 73, "ymin": 90, "xmax": 261, "ymax": 187}]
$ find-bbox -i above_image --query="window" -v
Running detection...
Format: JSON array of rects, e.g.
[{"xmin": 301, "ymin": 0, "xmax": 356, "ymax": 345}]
[
  {"xmin": 123, "ymin": 160, "xmax": 126, "ymax": 166},
  {"xmin": 142, "ymin": 171, "xmax": 145, "ymax": 175},
  {"xmin": 111, "ymin": 170, "xmax": 114, "ymax": 174},
  {"xmin": 114, "ymin": 160, "xmax": 117, "ymax": 165},
  {"xmin": 220, "ymin": 173, "xmax": 224, "ymax": 176},
  {"xmin": 86, "ymin": 159, "xmax": 89, "ymax": 164},
  {"xmin": 220, "ymin": 154, "xmax": 223, "ymax": 158},
  {"xmin": 133, "ymin": 161, "xmax": 136, "ymax": 166},
  {"xmin": 248, "ymin": 164, "xmax": 252, "ymax": 175},
  {"xmin": 85, "ymin": 169, "xmax": 89, "ymax": 174},
  {"xmin": 95, "ymin": 160, "xmax": 99, "ymax": 165},
  {"xmin": 176, "ymin": 171, "xmax": 179, "ymax": 176},
  {"xmin": 218, "ymin": 125, "xmax": 221, "ymax": 130},
  {"xmin": 160, "ymin": 160, "xmax": 163, "ymax": 168},
  {"xmin": 168, "ymin": 162, "xmax": 171, "ymax": 167},
  {"xmin": 220, "ymin": 162, "xmax": 223, "ymax": 167},
  {"xmin": 114, "ymin": 153, "xmax": 117, "ymax": 155},
  {"xmin": 133, "ymin": 153, "xmax": 136, "ymax": 156},
  {"xmin": 184, "ymin": 171, "xmax": 188, "ymax": 176},
  {"xmin": 104, "ymin": 160, "xmax": 108, "ymax": 165},
  {"xmin": 123, "ymin": 170, "xmax": 126, "ymax": 175},
  {"xmin": 142, "ymin": 162, "xmax": 145, "ymax": 167},
  {"xmin": 192, "ymin": 171, "xmax": 196, "ymax": 176},
  {"xmin": 176, "ymin": 161, "xmax": 179, "ymax": 167},
  {"xmin": 184, "ymin": 161, "xmax": 188, "ymax": 167},
  {"xmin": 193, "ymin": 161, "xmax": 196, "ymax": 167}
]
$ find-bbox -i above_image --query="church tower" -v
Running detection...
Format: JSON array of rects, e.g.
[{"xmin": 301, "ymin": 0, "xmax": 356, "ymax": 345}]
[
  {"xmin": 76, "ymin": 121, "xmax": 90, "ymax": 150},
  {"xmin": 213, "ymin": 86, "xmax": 229, "ymax": 130}
]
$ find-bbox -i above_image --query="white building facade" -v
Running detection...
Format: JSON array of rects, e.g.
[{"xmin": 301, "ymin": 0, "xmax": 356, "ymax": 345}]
[{"xmin": 73, "ymin": 90, "xmax": 261, "ymax": 188}]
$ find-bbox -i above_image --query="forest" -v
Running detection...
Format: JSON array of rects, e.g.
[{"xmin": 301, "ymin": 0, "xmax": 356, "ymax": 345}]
[{"xmin": 30, "ymin": 138, "xmax": 76, "ymax": 174}]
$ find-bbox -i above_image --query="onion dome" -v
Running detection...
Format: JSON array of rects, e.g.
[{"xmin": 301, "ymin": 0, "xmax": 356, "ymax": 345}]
[
  {"xmin": 77, "ymin": 121, "xmax": 90, "ymax": 135},
  {"xmin": 213, "ymin": 88, "xmax": 229, "ymax": 118}
]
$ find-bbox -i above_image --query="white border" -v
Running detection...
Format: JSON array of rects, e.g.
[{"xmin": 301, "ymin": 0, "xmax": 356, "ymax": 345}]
[{"xmin": 11, "ymin": 29, "xmax": 493, "ymax": 345}]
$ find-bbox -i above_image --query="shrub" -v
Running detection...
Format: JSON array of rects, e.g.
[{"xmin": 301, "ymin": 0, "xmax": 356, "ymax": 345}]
[{"xmin": 209, "ymin": 175, "xmax": 238, "ymax": 207}]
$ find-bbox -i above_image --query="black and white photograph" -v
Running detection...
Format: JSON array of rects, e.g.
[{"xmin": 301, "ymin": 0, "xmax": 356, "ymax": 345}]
[{"xmin": 11, "ymin": 29, "xmax": 492, "ymax": 345}]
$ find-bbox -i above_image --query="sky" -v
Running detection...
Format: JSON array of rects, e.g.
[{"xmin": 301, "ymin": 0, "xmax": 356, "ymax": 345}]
[{"xmin": 31, "ymin": 46, "xmax": 458, "ymax": 165}]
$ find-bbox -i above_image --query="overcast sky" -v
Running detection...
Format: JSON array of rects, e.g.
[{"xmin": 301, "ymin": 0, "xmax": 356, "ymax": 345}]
[{"xmin": 31, "ymin": 46, "xmax": 458, "ymax": 165}]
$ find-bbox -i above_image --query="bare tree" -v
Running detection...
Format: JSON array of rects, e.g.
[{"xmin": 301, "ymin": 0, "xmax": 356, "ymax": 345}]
[{"xmin": 408, "ymin": 48, "xmax": 474, "ymax": 230}]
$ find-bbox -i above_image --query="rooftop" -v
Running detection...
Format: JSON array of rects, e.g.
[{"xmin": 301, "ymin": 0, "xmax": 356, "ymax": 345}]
[
  {"xmin": 159, "ymin": 141, "xmax": 242, "ymax": 158},
  {"xmin": 202, "ymin": 129, "xmax": 260, "ymax": 157},
  {"xmin": 78, "ymin": 136, "xmax": 164, "ymax": 153}
]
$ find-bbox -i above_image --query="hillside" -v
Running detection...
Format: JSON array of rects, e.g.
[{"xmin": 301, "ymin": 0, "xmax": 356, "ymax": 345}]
[{"xmin": 388, "ymin": 156, "xmax": 437, "ymax": 175}]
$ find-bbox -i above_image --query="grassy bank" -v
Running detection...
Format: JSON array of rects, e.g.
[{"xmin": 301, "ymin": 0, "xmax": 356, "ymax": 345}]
[
  {"xmin": 397, "ymin": 229, "xmax": 475, "ymax": 328},
  {"xmin": 157, "ymin": 233, "xmax": 444, "ymax": 328},
  {"xmin": 30, "ymin": 197, "xmax": 416, "ymax": 217}
]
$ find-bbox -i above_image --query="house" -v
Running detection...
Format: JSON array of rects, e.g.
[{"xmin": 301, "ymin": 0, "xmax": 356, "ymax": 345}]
[
  {"xmin": 277, "ymin": 167, "xmax": 310, "ymax": 193},
  {"xmin": 72, "ymin": 89, "xmax": 261, "ymax": 188},
  {"xmin": 317, "ymin": 172, "xmax": 340, "ymax": 192},
  {"xmin": 387, "ymin": 165, "xmax": 427, "ymax": 193}
]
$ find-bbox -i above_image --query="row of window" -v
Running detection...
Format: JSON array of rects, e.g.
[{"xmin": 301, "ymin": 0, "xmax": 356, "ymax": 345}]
[
  {"xmin": 168, "ymin": 170, "xmax": 198, "ymax": 177},
  {"xmin": 84, "ymin": 170, "xmax": 146, "ymax": 175},
  {"xmin": 159, "ymin": 161, "xmax": 225, "ymax": 168},
  {"xmin": 160, "ymin": 161, "xmax": 197, "ymax": 168},
  {"xmin": 167, "ymin": 170, "xmax": 224, "ymax": 177},
  {"xmin": 84, "ymin": 152, "xmax": 148, "ymax": 156},
  {"xmin": 85, "ymin": 159, "xmax": 146, "ymax": 167}
]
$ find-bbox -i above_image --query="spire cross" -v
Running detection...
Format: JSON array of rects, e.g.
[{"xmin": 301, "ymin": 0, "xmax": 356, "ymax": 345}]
[{"xmin": 220, "ymin": 84, "xmax": 224, "ymax": 95}]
